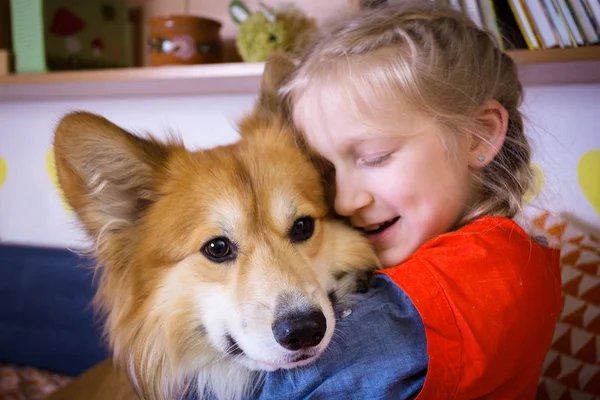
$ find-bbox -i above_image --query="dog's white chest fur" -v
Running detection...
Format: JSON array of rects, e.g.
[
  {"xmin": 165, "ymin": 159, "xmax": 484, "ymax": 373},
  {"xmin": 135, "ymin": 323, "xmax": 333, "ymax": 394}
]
[{"xmin": 194, "ymin": 361, "xmax": 258, "ymax": 400}]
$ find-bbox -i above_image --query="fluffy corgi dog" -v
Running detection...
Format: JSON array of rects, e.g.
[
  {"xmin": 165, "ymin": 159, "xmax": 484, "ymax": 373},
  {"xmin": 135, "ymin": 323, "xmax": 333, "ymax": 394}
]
[{"xmin": 53, "ymin": 56, "xmax": 379, "ymax": 400}]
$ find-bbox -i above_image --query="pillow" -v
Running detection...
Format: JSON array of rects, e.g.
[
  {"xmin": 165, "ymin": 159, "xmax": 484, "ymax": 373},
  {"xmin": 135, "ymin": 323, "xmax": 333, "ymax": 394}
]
[
  {"xmin": 0, "ymin": 244, "xmax": 109, "ymax": 376},
  {"xmin": 526, "ymin": 211, "xmax": 600, "ymax": 399},
  {"xmin": 0, "ymin": 364, "xmax": 72, "ymax": 400}
]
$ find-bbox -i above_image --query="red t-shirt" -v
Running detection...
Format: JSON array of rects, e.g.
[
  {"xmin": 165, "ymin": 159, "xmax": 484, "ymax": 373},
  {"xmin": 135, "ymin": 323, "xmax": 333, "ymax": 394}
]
[{"xmin": 377, "ymin": 216, "xmax": 562, "ymax": 399}]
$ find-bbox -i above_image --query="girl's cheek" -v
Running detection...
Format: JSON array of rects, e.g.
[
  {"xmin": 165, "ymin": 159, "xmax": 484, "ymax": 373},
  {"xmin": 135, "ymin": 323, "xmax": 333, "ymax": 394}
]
[{"xmin": 367, "ymin": 163, "xmax": 404, "ymax": 185}]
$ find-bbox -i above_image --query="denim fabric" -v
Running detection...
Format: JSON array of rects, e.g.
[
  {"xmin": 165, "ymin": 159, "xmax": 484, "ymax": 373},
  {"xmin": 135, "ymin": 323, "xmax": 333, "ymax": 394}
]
[{"xmin": 253, "ymin": 274, "xmax": 428, "ymax": 400}]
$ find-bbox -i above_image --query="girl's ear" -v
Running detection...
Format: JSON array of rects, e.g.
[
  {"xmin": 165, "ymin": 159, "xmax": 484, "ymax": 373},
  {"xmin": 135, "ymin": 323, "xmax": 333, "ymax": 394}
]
[
  {"xmin": 469, "ymin": 99, "xmax": 509, "ymax": 168},
  {"xmin": 229, "ymin": 0, "xmax": 252, "ymax": 25}
]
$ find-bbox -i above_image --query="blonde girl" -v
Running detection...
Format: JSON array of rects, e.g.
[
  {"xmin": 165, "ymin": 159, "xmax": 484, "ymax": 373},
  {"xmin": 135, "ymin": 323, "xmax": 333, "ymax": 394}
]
[{"xmin": 254, "ymin": 1, "xmax": 562, "ymax": 399}]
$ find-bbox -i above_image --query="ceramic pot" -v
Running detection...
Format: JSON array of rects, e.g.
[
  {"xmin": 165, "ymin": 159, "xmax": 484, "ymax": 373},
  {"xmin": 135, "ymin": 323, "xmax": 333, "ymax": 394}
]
[{"xmin": 148, "ymin": 15, "xmax": 223, "ymax": 66}]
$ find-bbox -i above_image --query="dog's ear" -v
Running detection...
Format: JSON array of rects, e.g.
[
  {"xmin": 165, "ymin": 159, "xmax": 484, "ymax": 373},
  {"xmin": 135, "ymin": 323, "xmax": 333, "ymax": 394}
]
[
  {"xmin": 237, "ymin": 52, "xmax": 299, "ymax": 143},
  {"xmin": 257, "ymin": 52, "xmax": 298, "ymax": 115},
  {"xmin": 53, "ymin": 111, "xmax": 173, "ymax": 239}
]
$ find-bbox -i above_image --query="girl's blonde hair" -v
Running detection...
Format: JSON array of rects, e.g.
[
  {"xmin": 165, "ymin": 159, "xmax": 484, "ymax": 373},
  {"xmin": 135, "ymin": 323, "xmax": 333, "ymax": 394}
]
[{"xmin": 281, "ymin": 1, "xmax": 532, "ymax": 226}]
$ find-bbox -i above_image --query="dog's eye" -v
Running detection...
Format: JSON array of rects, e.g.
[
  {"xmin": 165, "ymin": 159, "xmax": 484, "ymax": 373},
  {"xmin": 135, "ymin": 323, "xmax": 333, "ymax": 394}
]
[
  {"xmin": 289, "ymin": 216, "xmax": 315, "ymax": 243},
  {"xmin": 202, "ymin": 237, "xmax": 236, "ymax": 263}
]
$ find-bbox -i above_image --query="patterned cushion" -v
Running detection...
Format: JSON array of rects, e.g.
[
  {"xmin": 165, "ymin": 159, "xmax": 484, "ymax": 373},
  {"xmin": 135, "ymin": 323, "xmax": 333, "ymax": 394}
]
[
  {"xmin": 526, "ymin": 212, "xmax": 600, "ymax": 400},
  {"xmin": 0, "ymin": 364, "xmax": 72, "ymax": 400}
]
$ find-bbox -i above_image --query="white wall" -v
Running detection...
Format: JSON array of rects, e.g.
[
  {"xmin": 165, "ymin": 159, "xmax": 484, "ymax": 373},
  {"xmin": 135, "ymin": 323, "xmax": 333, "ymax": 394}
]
[
  {"xmin": 0, "ymin": 84, "xmax": 599, "ymax": 249},
  {"xmin": 0, "ymin": 93, "xmax": 256, "ymax": 248},
  {"xmin": 522, "ymin": 85, "xmax": 600, "ymax": 227}
]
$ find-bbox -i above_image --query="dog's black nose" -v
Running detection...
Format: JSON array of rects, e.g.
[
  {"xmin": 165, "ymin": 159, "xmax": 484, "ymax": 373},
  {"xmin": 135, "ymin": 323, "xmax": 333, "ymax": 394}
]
[{"xmin": 272, "ymin": 310, "xmax": 327, "ymax": 351}]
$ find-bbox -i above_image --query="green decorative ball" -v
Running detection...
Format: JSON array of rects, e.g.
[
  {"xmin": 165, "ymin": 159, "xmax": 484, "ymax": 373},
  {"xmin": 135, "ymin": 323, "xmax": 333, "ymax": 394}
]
[{"xmin": 236, "ymin": 12, "xmax": 290, "ymax": 62}]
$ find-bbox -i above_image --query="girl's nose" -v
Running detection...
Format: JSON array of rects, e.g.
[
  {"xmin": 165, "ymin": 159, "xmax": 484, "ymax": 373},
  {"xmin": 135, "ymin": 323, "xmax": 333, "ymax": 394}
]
[{"xmin": 334, "ymin": 175, "xmax": 372, "ymax": 217}]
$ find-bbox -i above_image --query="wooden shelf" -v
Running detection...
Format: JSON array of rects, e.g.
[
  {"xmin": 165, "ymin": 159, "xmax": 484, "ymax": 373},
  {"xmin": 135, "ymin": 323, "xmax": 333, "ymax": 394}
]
[
  {"xmin": 1, "ymin": 47, "xmax": 599, "ymax": 101},
  {"xmin": 0, "ymin": 62, "xmax": 265, "ymax": 101},
  {"xmin": 507, "ymin": 46, "xmax": 600, "ymax": 63},
  {"xmin": 506, "ymin": 46, "xmax": 600, "ymax": 86}
]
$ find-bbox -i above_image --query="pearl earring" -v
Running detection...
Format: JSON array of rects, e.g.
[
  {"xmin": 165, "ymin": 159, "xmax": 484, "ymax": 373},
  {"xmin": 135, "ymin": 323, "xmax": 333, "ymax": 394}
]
[{"xmin": 477, "ymin": 155, "xmax": 485, "ymax": 162}]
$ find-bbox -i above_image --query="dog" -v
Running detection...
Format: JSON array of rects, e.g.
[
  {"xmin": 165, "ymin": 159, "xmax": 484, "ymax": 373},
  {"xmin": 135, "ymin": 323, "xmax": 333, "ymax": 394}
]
[{"xmin": 50, "ymin": 55, "xmax": 379, "ymax": 400}]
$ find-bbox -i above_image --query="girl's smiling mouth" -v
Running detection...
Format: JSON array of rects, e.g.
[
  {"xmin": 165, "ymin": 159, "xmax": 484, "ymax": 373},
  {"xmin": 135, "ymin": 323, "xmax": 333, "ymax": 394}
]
[{"xmin": 357, "ymin": 216, "xmax": 400, "ymax": 235}]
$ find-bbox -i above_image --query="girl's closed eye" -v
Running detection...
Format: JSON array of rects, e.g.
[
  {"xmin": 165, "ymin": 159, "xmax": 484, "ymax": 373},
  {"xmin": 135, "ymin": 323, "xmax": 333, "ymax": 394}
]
[{"xmin": 360, "ymin": 153, "xmax": 393, "ymax": 167}]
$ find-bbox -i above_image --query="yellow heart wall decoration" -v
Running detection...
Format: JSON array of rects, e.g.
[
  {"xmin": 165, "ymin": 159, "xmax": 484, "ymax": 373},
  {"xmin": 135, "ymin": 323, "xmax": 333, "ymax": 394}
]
[
  {"xmin": 47, "ymin": 148, "xmax": 72, "ymax": 214},
  {"xmin": 578, "ymin": 149, "xmax": 600, "ymax": 217},
  {"xmin": 524, "ymin": 163, "xmax": 545, "ymax": 205},
  {"xmin": 0, "ymin": 156, "xmax": 6, "ymax": 188}
]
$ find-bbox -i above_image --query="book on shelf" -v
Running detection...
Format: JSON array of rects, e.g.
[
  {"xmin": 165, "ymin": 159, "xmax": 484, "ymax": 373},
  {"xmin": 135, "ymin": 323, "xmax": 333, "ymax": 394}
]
[{"xmin": 442, "ymin": 0, "xmax": 600, "ymax": 50}]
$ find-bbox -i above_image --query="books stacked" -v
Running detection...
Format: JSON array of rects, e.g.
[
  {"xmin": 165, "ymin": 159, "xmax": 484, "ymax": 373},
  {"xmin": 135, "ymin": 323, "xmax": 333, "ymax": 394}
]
[{"xmin": 445, "ymin": 0, "xmax": 600, "ymax": 50}]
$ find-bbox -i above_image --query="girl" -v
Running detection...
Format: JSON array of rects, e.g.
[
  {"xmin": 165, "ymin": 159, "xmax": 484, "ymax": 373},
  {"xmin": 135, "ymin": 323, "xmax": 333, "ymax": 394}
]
[{"xmin": 255, "ymin": 1, "xmax": 562, "ymax": 399}]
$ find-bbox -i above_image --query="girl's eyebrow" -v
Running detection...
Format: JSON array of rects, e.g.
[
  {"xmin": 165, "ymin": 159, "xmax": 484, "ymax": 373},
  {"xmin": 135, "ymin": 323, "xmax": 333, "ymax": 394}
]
[{"xmin": 352, "ymin": 136, "xmax": 404, "ymax": 154}]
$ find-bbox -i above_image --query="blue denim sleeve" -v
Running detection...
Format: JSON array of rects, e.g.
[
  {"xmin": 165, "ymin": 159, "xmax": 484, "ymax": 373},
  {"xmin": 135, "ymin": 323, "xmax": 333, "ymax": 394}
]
[{"xmin": 253, "ymin": 274, "xmax": 428, "ymax": 400}]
